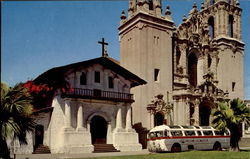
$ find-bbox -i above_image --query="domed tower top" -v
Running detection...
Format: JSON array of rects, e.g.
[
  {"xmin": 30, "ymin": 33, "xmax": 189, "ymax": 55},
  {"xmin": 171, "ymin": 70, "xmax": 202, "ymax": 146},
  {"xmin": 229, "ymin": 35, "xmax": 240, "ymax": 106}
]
[
  {"xmin": 204, "ymin": 0, "xmax": 240, "ymax": 8},
  {"xmin": 128, "ymin": 0, "xmax": 163, "ymax": 19}
]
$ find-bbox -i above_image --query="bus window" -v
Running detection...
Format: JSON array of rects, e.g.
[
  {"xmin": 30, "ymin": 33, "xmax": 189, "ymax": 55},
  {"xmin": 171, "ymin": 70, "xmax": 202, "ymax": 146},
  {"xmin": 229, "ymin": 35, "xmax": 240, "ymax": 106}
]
[
  {"xmin": 156, "ymin": 131, "xmax": 163, "ymax": 137},
  {"xmin": 164, "ymin": 130, "xmax": 169, "ymax": 137},
  {"xmin": 171, "ymin": 131, "xmax": 183, "ymax": 136},
  {"xmin": 149, "ymin": 132, "xmax": 156, "ymax": 139},
  {"xmin": 203, "ymin": 131, "xmax": 213, "ymax": 136},
  {"xmin": 197, "ymin": 131, "xmax": 202, "ymax": 136},
  {"xmin": 215, "ymin": 131, "xmax": 224, "ymax": 136},
  {"xmin": 185, "ymin": 131, "xmax": 196, "ymax": 136}
]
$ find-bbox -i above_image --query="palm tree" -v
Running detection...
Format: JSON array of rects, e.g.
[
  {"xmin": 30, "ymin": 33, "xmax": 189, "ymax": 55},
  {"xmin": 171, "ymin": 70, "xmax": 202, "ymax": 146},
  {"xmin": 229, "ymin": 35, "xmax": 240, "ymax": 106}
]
[
  {"xmin": 212, "ymin": 98, "xmax": 250, "ymax": 151},
  {"xmin": 0, "ymin": 82, "xmax": 35, "ymax": 159}
]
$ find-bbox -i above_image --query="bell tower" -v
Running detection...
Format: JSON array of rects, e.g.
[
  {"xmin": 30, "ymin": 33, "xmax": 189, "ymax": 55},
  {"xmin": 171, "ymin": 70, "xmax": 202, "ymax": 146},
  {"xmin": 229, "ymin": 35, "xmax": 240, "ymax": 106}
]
[
  {"xmin": 202, "ymin": 0, "xmax": 244, "ymax": 99},
  {"xmin": 119, "ymin": 0, "xmax": 175, "ymax": 129}
]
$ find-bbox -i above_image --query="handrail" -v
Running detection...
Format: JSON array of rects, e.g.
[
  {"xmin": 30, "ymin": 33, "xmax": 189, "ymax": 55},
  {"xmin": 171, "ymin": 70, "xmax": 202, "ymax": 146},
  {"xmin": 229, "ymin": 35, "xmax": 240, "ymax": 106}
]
[{"xmin": 62, "ymin": 88, "xmax": 134, "ymax": 102}]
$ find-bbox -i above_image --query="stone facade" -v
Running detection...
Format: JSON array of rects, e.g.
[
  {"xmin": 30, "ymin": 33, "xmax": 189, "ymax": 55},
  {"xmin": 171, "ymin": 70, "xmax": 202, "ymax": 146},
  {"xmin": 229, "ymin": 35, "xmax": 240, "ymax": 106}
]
[{"xmin": 119, "ymin": 0, "xmax": 244, "ymax": 136}]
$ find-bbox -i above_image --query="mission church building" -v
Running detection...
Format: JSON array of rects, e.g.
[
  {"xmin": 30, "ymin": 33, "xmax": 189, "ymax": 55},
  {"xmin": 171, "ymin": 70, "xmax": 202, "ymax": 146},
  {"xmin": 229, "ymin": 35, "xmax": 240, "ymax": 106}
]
[
  {"xmin": 11, "ymin": 0, "xmax": 248, "ymax": 154},
  {"xmin": 11, "ymin": 56, "xmax": 146, "ymax": 154},
  {"xmin": 119, "ymin": 0, "xmax": 245, "ymax": 147}
]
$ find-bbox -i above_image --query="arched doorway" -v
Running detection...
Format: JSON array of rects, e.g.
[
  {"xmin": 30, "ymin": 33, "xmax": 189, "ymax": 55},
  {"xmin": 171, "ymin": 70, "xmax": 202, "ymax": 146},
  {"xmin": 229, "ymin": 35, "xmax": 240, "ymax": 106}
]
[
  {"xmin": 188, "ymin": 53, "xmax": 198, "ymax": 87},
  {"xmin": 199, "ymin": 100, "xmax": 214, "ymax": 126},
  {"xmin": 90, "ymin": 116, "xmax": 107, "ymax": 144},
  {"xmin": 154, "ymin": 112, "xmax": 164, "ymax": 126},
  {"xmin": 35, "ymin": 125, "xmax": 44, "ymax": 149}
]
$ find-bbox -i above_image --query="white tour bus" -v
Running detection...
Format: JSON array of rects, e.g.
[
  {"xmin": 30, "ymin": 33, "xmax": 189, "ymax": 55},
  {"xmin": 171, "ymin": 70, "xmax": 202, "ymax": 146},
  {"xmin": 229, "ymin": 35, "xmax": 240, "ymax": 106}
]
[{"xmin": 147, "ymin": 125, "xmax": 230, "ymax": 152}]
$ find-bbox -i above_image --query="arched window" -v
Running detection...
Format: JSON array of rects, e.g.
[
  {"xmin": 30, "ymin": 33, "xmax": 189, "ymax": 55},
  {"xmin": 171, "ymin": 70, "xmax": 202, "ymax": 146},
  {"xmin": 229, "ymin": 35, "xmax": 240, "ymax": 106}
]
[
  {"xmin": 208, "ymin": 17, "xmax": 214, "ymax": 39},
  {"xmin": 176, "ymin": 49, "xmax": 181, "ymax": 65},
  {"xmin": 108, "ymin": 76, "xmax": 114, "ymax": 88},
  {"xmin": 228, "ymin": 15, "xmax": 234, "ymax": 37},
  {"xmin": 188, "ymin": 53, "xmax": 198, "ymax": 87},
  {"xmin": 208, "ymin": 54, "xmax": 212, "ymax": 69},
  {"xmin": 80, "ymin": 72, "xmax": 87, "ymax": 85},
  {"xmin": 149, "ymin": 0, "xmax": 154, "ymax": 10},
  {"xmin": 210, "ymin": 0, "xmax": 215, "ymax": 5},
  {"xmin": 189, "ymin": 103, "xmax": 195, "ymax": 125}
]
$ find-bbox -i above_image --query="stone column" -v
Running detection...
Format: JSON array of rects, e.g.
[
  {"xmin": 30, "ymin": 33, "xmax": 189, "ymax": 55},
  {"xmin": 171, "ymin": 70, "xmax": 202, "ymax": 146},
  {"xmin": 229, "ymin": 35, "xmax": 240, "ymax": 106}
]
[
  {"xmin": 180, "ymin": 44, "xmax": 187, "ymax": 76},
  {"xmin": 238, "ymin": 14, "xmax": 241, "ymax": 39},
  {"xmin": 150, "ymin": 112, "xmax": 154, "ymax": 129},
  {"xmin": 64, "ymin": 100, "xmax": 72, "ymax": 129},
  {"xmin": 211, "ymin": 55, "xmax": 217, "ymax": 80},
  {"xmin": 185, "ymin": 98, "xmax": 190, "ymax": 125},
  {"xmin": 194, "ymin": 99, "xmax": 200, "ymax": 125},
  {"xmin": 87, "ymin": 121, "xmax": 90, "ymax": 131},
  {"xmin": 77, "ymin": 104, "xmax": 85, "ymax": 131},
  {"xmin": 115, "ymin": 104, "xmax": 123, "ymax": 132},
  {"xmin": 219, "ymin": 7, "xmax": 223, "ymax": 36},
  {"xmin": 106, "ymin": 122, "xmax": 113, "ymax": 144},
  {"xmin": 197, "ymin": 55, "xmax": 204, "ymax": 86},
  {"xmin": 126, "ymin": 106, "xmax": 133, "ymax": 131}
]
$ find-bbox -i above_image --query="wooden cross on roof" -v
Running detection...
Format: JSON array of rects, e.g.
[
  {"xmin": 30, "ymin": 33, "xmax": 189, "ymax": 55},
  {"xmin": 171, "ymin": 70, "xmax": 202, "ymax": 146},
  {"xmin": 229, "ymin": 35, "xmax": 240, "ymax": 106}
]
[{"xmin": 98, "ymin": 38, "xmax": 108, "ymax": 57}]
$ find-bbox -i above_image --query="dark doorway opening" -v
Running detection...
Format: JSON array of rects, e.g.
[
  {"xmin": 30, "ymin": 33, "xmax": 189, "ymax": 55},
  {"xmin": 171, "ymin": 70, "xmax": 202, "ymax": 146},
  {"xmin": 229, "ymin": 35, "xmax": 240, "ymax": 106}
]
[
  {"xmin": 90, "ymin": 116, "xmax": 107, "ymax": 144},
  {"xmin": 154, "ymin": 112, "xmax": 164, "ymax": 126},
  {"xmin": 188, "ymin": 53, "xmax": 198, "ymax": 87},
  {"xmin": 199, "ymin": 100, "xmax": 213, "ymax": 126},
  {"xmin": 35, "ymin": 125, "xmax": 44, "ymax": 149}
]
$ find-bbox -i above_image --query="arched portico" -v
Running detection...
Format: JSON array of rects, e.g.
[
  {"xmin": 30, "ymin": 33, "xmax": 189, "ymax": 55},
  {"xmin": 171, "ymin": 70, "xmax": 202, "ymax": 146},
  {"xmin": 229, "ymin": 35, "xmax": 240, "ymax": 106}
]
[
  {"xmin": 199, "ymin": 99, "xmax": 215, "ymax": 126},
  {"xmin": 154, "ymin": 112, "xmax": 164, "ymax": 126},
  {"xmin": 87, "ymin": 112, "xmax": 111, "ymax": 144},
  {"xmin": 90, "ymin": 116, "xmax": 107, "ymax": 144}
]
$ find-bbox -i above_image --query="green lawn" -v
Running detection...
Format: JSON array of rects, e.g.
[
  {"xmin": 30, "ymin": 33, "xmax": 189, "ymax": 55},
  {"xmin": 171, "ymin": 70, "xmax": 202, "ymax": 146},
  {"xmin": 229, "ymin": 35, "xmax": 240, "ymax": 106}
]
[{"xmin": 74, "ymin": 150, "xmax": 250, "ymax": 159}]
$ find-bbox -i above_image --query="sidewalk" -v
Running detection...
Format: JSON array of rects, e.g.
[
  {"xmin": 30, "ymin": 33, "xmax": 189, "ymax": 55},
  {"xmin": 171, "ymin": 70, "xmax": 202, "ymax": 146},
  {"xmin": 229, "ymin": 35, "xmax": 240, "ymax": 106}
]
[
  {"xmin": 14, "ymin": 147, "xmax": 250, "ymax": 159},
  {"xmin": 15, "ymin": 149, "xmax": 150, "ymax": 159}
]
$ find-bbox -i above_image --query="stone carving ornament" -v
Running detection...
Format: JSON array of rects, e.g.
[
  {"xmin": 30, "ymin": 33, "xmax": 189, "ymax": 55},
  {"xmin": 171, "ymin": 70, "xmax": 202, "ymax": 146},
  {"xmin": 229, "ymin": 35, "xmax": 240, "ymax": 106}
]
[{"xmin": 147, "ymin": 94, "xmax": 173, "ymax": 115}]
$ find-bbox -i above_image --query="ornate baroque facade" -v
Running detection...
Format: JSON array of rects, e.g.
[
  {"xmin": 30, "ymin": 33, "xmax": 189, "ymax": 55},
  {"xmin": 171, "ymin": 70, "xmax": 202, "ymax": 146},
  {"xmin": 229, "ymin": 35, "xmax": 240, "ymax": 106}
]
[{"xmin": 119, "ymin": 0, "xmax": 244, "ymax": 135}]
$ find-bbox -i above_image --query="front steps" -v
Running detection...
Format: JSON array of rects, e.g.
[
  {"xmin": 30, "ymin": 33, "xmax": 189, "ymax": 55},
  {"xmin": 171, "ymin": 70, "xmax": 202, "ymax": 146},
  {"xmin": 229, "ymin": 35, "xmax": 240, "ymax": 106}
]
[
  {"xmin": 93, "ymin": 144, "xmax": 120, "ymax": 153},
  {"xmin": 33, "ymin": 144, "xmax": 51, "ymax": 154}
]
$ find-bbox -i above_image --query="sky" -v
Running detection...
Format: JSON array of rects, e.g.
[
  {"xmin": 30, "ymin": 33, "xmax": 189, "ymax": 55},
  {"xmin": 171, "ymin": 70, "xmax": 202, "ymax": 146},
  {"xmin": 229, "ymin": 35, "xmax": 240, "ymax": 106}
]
[{"xmin": 1, "ymin": 0, "xmax": 250, "ymax": 99}]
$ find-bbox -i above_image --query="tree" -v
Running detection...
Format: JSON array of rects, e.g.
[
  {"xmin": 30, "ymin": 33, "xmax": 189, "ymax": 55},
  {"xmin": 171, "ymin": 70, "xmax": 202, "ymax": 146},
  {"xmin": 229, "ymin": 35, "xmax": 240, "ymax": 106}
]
[
  {"xmin": 212, "ymin": 98, "xmax": 250, "ymax": 151},
  {"xmin": 0, "ymin": 82, "xmax": 35, "ymax": 159}
]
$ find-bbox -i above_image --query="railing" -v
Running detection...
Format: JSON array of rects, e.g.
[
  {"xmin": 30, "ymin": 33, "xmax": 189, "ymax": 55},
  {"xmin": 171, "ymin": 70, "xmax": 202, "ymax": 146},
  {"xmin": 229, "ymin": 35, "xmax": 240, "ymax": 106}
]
[{"xmin": 61, "ymin": 88, "xmax": 134, "ymax": 103}]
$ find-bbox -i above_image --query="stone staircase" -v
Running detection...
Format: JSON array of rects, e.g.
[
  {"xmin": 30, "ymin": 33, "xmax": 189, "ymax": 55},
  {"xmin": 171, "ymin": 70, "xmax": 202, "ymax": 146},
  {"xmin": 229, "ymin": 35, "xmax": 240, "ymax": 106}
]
[
  {"xmin": 33, "ymin": 144, "xmax": 51, "ymax": 154},
  {"xmin": 93, "ymin": 144, "xmax": 120, "ymax": 153}
]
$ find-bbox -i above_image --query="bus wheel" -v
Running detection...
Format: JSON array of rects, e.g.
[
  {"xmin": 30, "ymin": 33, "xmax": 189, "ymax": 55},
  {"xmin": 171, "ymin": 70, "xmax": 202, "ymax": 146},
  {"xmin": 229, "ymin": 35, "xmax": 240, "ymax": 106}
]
[
  {"xmin": 171, "ymin": 144, "xmax": 181, "ymax": 152},
  {"xmin": 213, "ymin": 142, "xmax": 222, "ymax": 151}
]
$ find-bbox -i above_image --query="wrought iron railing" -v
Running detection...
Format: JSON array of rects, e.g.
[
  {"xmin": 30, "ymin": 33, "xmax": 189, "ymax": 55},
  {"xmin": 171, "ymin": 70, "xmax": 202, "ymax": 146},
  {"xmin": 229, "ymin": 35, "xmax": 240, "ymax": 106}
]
[{"xmin": 61, "ymin": 88, "xmax": 134, "ymax": 102}]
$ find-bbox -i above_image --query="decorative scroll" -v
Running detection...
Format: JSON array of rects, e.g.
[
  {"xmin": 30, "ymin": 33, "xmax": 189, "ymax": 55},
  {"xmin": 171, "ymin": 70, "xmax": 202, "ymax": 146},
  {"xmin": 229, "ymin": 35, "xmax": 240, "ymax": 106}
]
[{"xmin": 147, "ymin": 94, "xmax": 173, "ymax": 115}]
